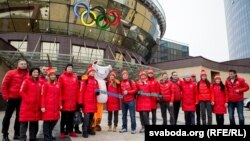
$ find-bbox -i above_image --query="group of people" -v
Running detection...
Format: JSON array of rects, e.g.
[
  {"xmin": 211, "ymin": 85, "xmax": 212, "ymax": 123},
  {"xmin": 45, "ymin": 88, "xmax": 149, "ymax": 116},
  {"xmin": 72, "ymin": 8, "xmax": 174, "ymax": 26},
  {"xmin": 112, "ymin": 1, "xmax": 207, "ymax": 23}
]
[{"xmin": 1, "ymin": 59, "xmax": 249, "ymax": 141}]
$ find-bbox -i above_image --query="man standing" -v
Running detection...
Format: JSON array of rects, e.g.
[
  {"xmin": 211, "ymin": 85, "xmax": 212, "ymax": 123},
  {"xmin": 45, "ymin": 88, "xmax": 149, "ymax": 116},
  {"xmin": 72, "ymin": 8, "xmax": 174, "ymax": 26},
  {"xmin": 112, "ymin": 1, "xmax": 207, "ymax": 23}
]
[
  {"xmin": 1, "ymin": 59, "xmax": 29, "ymax": 141},
  {"xmin": 39, "ymin": 66, "xmax": 48, "ymax": 83},
  {"xmin": 225, "ymin": 70, "xmax": 249, "ymax": 125},
  {"xmin": 191, "ymin": 74, "xmax": 200, "ymax": 125}
]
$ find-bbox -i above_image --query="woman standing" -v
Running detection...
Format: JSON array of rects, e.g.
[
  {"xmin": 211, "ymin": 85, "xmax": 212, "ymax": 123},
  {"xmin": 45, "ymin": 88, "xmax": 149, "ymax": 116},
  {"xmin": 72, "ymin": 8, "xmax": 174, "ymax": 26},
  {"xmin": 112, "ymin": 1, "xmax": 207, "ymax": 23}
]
[
  {"xmin": 106, "ymin": 71, "xmax": 121, "ymax": 132},
  {"xmin": 211, "ymin": 75, "xmax": 228, "ymax": 125},
  {"xmin": 19, "ymin": 67, "xmax": 42, "ymax": 141},
  {"xmin": 41, "ymin": 68, "xmax": 62, "ymax": 141}
]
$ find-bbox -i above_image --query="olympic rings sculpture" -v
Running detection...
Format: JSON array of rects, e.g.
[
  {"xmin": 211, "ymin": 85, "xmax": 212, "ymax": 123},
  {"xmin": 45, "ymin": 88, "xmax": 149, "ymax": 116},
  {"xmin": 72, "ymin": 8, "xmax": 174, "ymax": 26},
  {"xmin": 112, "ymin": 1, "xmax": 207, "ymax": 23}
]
[{"xmin": 73, "ymin": 2, "xmax": 121, "ymax": 30}]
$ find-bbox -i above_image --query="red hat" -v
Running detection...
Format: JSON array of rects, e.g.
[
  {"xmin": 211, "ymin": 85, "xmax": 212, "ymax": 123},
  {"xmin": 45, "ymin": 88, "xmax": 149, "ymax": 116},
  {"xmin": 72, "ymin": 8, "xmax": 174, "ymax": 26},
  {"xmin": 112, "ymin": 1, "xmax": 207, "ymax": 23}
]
[
  {"xmin": 121, "ymin": 70, "xmax": 128, "ymax": 76},
  {"xmin": 87, "ymin": 65, "xmax": 95, "ymax": 74},
  {"xmin": 139, "ymin": 70, "xmax": 146, "ymax": 76},
  {"xmin": 191, "ymin": 74, "xmax": 196, "ymax": 77},
  {"xmin": 110, "ymin": 71, "xmax": 117, "ymax": 77},
  {"xmin": 214, "ymin": 75, "xmax": 221, "ymax": 80},
  {"xmin": 47, "ymin": 67, "xmax": 56, "ymax": 76},
  {"xmin": 147, "ymin": 68, "xmax": 154, "ymax": 74},
  {"xmin": 200, "ymin": 69, "xmax": 207, "ymax": 76}
]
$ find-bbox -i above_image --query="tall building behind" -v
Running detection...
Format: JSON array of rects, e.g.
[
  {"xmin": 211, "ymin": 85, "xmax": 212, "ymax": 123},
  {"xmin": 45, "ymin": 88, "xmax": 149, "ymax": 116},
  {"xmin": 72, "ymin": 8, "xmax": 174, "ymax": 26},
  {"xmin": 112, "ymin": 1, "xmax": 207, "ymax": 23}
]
[{"xmin": 224, "ymin": 0, "xmax": 250, "ymax": 60}]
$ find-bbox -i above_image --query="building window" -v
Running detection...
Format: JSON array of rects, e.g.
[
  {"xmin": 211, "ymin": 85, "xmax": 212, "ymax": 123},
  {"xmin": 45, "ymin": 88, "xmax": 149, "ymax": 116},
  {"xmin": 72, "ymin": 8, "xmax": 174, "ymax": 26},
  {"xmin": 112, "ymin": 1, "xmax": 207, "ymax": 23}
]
[
  {"xmin": 72, "ymin": 45, "xmax": 104, "ymax": 63},
  {"xmin": 40, "ymin": 42, "xmax": 59, "ymax": 60},
  {"xmin": 131, "ymin": 57, "xmax": 136, "ymax": 64},
  {"xmin": 115, "ymin": 52, "xmax": 124, "ymax": 68},
  {"xmin": 10, "ymin": 41, "xmax": 27, "ymax": 52}
]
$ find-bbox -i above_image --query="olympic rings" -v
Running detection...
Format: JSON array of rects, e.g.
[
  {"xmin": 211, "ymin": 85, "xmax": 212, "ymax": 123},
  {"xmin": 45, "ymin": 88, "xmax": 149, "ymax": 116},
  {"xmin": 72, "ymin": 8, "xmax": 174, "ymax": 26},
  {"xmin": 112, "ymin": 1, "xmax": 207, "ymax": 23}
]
[{"xmin": 73, "ymin": 2, "xmax": 121, "ymax": 30}]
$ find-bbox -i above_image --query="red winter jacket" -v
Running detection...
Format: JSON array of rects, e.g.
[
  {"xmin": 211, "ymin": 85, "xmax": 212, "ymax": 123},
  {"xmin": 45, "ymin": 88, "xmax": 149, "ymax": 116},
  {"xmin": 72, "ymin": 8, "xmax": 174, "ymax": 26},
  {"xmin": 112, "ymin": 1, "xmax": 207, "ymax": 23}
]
[
  {"xmin": 120, "ymin": 79, "xmax": 137, "ymax": 103},
  {"xmin": 41, "ymin": 81, "xmax": 62, "ymax": 121},
  {"xmin": 106, "ymin": 82, "xmax": 121, "ymax": 111},
  {"xmin": 181, "ymin": 80, "xmax": 198, "ymax": 112},
  {"xmin": 58, "ymin": 72, "xmax": 79, "ymax": 111},
  {"xmin": 171, "ymin": 79, "xmax": 182, "ymax": 101},
  {"xmin": 39, "ymin": 75, "xmax": 47, "ymax": 84},
  {"xmin": 1, "ymin": 68, "xmax": 29, "ymax": 100},
  {"xmin": 159, "ymin": 80, "xmax": 174, "ymax": 102},
  {"xmin": 136, "ymin": 79, "xmax": 151, "ymax": 112},
  {"xmin": 148, "ymin": 77, "xmax": 159, "ymax": 110},
  {"xmin": 225, "ymin": 77, "xmax": 249, "ymax": 102},
  {"xmin": 19, "ymin": 77, "xmax": 42, "ymax": 122},
  {"xmin": 197, "ymin": 80, "xmax": 213, "ymax": 101},
  {"xmin": 78, "ymin": 75, "xmax": 99, "ymax": 113},
  {"xmin": 212, "ymin": 84, "xmax": 228, "ymax": 114}
]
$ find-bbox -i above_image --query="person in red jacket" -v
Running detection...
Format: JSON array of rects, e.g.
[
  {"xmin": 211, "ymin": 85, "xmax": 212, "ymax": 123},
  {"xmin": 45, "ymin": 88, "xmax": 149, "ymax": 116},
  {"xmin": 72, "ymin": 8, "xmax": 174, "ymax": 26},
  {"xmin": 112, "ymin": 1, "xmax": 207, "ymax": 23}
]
[
  {"xmin": 191, "ymin": 74, "xmax": 201, "ymax": 125},
  {"xmin": 106, "ymin": 71, "xmax": 121, "ymax": 132},
  {"xmin": 211, "ymin": 75, "xmax": 228, "ymax": 125},
  {"xmin": 197, "ymin": 69, "xmax": 213, "ymax": 125},
  {"xmin": 119, "ymin": 70, "xmax": 137, "ymax": 134},
  {"xmin": 136, "ymin": 70, "xmax": 151, "ymax": 133},
  {"xmin": 181, "ymin": 74, "xmax": 198, "ymax": 125},
  {"xmin": 225, "ymin": 69, "xmax": 249, "ymax": 125},
  {"xmin": 39, "ymin": 66, "xmax": 48, "ymax": 84},
  {"xmin": 1, "ymin": 59, "xmax": 29, "ymax": 141},
  {"xmin": 170, "ymin": 71, "xmax": 182, "ymax": 125},
  {"xmin": 41, "ymin": 67, "xmax": 62, "ymax": 141},
  {"xmin": 19, "ymin": 67, "xmax": 42, "ymax": 141},
  {"xmin": 78, "ymin": 65, "xmax": 99, "ymax": 138},
  {"xmin": 147, "ymin": 68, "xmax": 159, "ymax": 125},
  {"xmin": 58, "ymin": 64, "xmax": 79, "ymax": 139},
  {"xmin": 159, "ymin": 72, "xmax": 175, "ymax": 125}
]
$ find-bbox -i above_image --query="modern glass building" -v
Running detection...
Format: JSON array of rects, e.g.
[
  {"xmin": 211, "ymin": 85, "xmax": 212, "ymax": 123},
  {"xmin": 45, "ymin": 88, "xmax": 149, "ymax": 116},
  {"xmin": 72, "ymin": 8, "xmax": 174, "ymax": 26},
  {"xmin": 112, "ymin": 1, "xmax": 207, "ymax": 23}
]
[
  {"xmin": 0, "ymin": 0, "xmax": 166, "ymax": 77},
  {"xmin": 150, "ymin": 39, "xmax": 189, "ymax": 63},
  {"xmin": 224, "ymin": 0, "xmax": 250, "ymax": 60}
]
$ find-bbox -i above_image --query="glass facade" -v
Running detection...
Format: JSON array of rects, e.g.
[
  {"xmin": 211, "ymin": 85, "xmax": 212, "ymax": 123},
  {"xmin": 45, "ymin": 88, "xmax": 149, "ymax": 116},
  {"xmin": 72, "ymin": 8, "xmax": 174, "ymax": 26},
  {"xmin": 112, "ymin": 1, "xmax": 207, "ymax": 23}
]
[
  {"xmin": 224, "ymin": 0, "xmax": 250, "ymax": 60},
  {"xmin": 150, "ymin": 39, "xmax": 189, "ymax": 63},
  {"xmin": 0, "ymin": 0, "xmax": 165, "ymax": 59}
]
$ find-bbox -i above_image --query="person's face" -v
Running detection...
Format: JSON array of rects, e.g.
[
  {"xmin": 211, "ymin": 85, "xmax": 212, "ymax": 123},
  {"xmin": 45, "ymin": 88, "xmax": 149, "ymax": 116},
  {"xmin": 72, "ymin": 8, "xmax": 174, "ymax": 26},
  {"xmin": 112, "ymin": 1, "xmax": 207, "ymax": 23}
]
[
  {"xmin": 89, "ymin": 70, "xmax": 95, "ymax": 76},
  {"xmin": 42, "ymin": 67, "xmax": 48, "ymax": 75},
  {"xmin": 172, "ymin": 72, "xmax": 178, "ymax": 80},
  {"xmin": 162, "ymin": 74, "xmax": 168, "ymax": 80},
  {"xmin": 191, "ymin": 76, "xmax": 196, "ymax": 82},
  {"xmin": 148, "ymin": 73, "xmax": 153, "ymax": 78},
  {"xmin": 18, "ymin": 61, "xmax": 27, "ymax": 69},
  {"xmin": 66, "ymin": 66, "xmax": 73, "ymax": 73},
  {"xmin": 215, "ymin": 79, "xmax": 221, "ymax": 84},
  {"xmin": 229, "ymin": 72, "xmax": 236, "ymax": 79},
  {"xmin": 49, "ymin": 74, "xmax": 56, "ymax": 81},
  {"xmin": 32, "ymin": 70, "xmax": 39, "ymax": 78},
  {"xmin": 201, "ymin": 75, "xmax": 207, "ymax": 80},
  {"xmin": 184, "ymin": 77, "xmax": 191, "ymax": 82},
  {"xmin": 109, "ymin": 75, "xmax": 115, "ymax": 80},
  {"xmin": 122, "ymin": 73, "xmax": 128, "ymax": 80},
  {"xmin": 140, "ymin": 74, "xmax": 147, "ymax": 80}
]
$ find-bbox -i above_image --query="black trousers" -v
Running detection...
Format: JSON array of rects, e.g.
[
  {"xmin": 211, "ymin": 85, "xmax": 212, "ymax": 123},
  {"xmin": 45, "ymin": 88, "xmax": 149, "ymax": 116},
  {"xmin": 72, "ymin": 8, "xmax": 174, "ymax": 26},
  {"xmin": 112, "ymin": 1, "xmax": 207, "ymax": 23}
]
[
  {"xmin": 196, "ymin": 103, "xmax": 201, "ymax": 125},
  {"xmin": 151, "ymin": 109, "xmax": 157, "ymax": 125},
  {"xmin": 82, "ymin": 113, "xmax": 94, "ymax": 133},
  {"xmin": 200, "ymin": 101, "xmax": 212, "ymax": 125},
  {"xmin": 108, "ymin": 111, "xmax": 119, "ymax": 127},
  {"xmin": 139, "ymin": 111, "xmax": 149, "ymax": 128},
  {"xmin": 173, "ymin": 101, "xmax": 181, "ymax": 125},
  {"xmin": 184, "ymin": 112, "xmax": 195, "ymax": 125},
  {"xmin": 216, "ymin": 114, "xmax": 224, "ymax": 125},
  {"xmin": 60, "ymin": 111, "xmax": 74, "ymax": 134},
  {"xmin": 20, "ymin": 121, "xmax": 39, "ymax": 141},
  {"xmin": 43, "ymin": 120, "xmax": 57, "ymax": 141},
  {"xmin": 160, "ymin": 102, "xmax": 175, "ymax": 125},
  {"xmin": 2, "ymin": 98, "xmax": 21, "ymax": 137}
]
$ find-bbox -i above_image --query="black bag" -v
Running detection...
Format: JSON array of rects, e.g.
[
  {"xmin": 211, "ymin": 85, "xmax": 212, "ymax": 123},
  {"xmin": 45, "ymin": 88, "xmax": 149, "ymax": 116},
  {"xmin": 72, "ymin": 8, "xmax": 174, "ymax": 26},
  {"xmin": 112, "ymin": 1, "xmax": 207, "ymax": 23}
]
[{"xmin": 73, "ymin": 111, "xmax": 83, "ymax": 125}]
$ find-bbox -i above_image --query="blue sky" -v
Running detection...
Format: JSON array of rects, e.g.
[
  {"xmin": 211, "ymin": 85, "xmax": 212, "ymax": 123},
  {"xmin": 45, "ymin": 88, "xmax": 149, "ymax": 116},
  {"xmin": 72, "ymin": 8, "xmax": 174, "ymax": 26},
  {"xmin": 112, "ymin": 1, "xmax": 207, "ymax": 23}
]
[{"xmin": 158, "ymin": 0, "xmax": 229, "ymax": 62}]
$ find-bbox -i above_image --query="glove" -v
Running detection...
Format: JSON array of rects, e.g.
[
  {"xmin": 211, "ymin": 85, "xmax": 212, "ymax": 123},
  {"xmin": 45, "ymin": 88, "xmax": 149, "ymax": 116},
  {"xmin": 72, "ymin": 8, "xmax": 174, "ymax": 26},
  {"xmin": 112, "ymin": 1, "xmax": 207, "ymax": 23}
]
[
  {"xmin": 137, "ymin": 91, "xmax": 141, "ymax": 95},
  {"xmin": 95, "ymin": 90, "xmax": 100, "ymax": 95}
]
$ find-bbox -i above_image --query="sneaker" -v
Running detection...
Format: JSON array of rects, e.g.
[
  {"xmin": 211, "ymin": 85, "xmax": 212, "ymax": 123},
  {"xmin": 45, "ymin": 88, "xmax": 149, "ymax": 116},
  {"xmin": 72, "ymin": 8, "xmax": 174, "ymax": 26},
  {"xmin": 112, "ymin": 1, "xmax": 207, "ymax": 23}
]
[
  {"xmin": 108, "ymin": 125, "xmax": 112, "ymax": 132},
  {"xmin": 131, "ymin": 130, "xmax": 136, "ymax": 134},
  {"xmin": 69, "ymin": 132, "xmax": 78, "ymax": 137},
  {"xmin": 75, "ymin": 129, "xmax": 82, "ymax": 134},
  {"xmin": 119, "ymin": 128, "xmax": 127, "ymax": 133},
  {"xmin": 60, "ymin": 133, "xmax": 65, "ymax": 139},
  {"xmin": 13, "ymin": 135, "xmax": 20, "ymax": 140},
  {"xmin": 2, "ymin": 136, "xmax": 10, "ymax": 141},
  {"xmin": 52, "ymin": 136, "xmax": 56, "ymax": 140},
  {"xmin": 82, "ymin": 132, "xmax": 88, "ymax": 138},
  {"xmin": 139, "ymin": 128, "xmax": 145, "ymax": 133},
  {"xmin": 113, "ymin": 126, "xmax": 117, "ymax": 132}
]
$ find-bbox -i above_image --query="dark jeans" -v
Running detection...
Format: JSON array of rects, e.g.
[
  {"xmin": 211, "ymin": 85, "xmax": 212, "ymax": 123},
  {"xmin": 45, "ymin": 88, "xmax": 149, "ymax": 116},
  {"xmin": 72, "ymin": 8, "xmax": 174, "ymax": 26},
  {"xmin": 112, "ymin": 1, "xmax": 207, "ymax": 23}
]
[
  {"xmin": 20, "ymin": 121, "xmax": 39, "ymax": 141},
  {"xmin": 2, "ymin": 98, "xmax": 21, "ymax": 137},
  {"xmin": 60, "ymin": 111, "xmax": 75, "ymax": 134},
  {"xmin": 82, "ymin": 113, "xmax": 94, "ymax": 133},
  {"xmin": 196, "ymin": 103, "xmax": 201, "ymax": 125},
  {"xmin": 200, "ymin": 101, "xmax": 212, "ymax": 125},
  {"xmin": 139, "ymin": 111, "xmax": 149, "ymax": 128},
  {"xmin": 228, "ymin": 101, "xmax": 244, "ymax": 125},
  {"xmin": 216, "ymin": 114, "xmax": 224, "ymax": 125},
  {"xmin": 108, "ymin": 111, "xmax": 119, "ymax": 127},
  {"xmin": 173, "ymin": 101, "xmax": 181, "ymax": 125},
  {"xmin": 121, "ymin": 100, "xmax": 136, "ymax": 130},
  {"xmin": 184, "ymin": 112, "xmax": 195, "ymax": 125},
  {"xmin": 151, "ymin": 109, "xmax": 157, "ymax": 125},
  {"xmin": 43, "ymin": 120, "xmax": 57, "ymax": 141},
  {"xmin": 160, "ymin": 101, "xmax": 175, "ymax": 125}
]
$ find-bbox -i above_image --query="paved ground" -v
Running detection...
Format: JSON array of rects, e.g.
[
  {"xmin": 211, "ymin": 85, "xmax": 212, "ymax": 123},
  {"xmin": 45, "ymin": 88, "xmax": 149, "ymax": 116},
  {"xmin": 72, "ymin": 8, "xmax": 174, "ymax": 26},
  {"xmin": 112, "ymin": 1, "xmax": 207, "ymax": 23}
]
[{"xmin": 0, "ymin": 108, "xmax": 250, "ymax": 141}]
